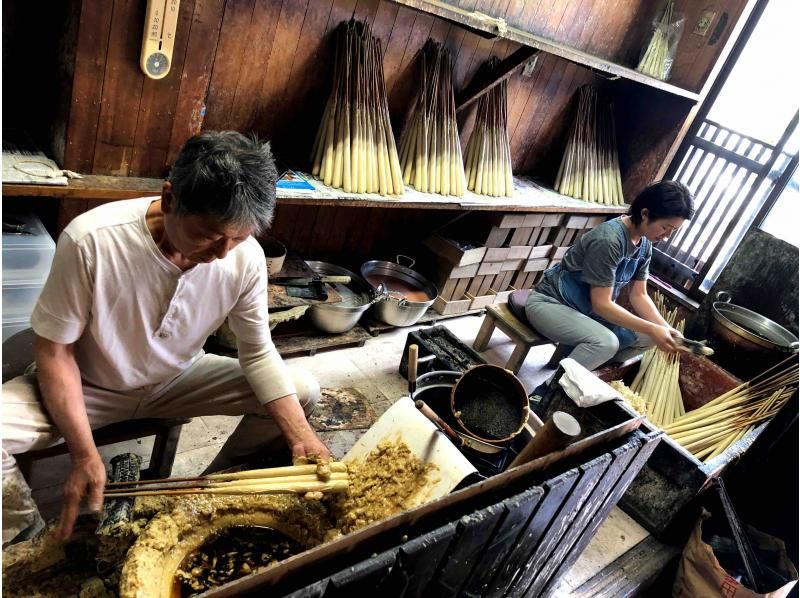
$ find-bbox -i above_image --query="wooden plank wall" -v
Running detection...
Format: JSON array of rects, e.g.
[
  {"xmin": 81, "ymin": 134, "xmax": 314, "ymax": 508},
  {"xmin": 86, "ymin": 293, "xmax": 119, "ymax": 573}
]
[
  {"xmin": 268, "ymin": 204, "xmax": 456, "ymax": 267},
  {"xmin": 49, "ymin": 0, "xmax": 745, "ymax": 186}
]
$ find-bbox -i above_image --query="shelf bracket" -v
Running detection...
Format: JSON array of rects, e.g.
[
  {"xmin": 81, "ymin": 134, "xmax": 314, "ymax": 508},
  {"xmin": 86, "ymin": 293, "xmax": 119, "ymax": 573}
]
[{"xmin": 456, "ymin": 46, "xmax": 539, "ymax": 112}]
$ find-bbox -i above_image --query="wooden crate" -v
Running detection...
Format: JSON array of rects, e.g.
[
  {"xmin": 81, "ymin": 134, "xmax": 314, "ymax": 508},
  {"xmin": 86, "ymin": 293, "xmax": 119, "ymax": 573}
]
[
  {"xmin": 235, "ymin": 424, "xmax": 660, "ymax": 597},
  {"xmin": 424, "ymin": 234, "xmax": 487, "ymax": 267},
  {"xmin": 432, "ymin": 295, "xmax": 472, "ymax": 316}
]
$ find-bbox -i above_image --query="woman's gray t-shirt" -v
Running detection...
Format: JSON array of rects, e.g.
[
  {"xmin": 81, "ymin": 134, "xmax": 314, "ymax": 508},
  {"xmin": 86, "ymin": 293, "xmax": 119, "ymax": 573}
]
[{"xmin": 537, "ymin": 217, "xmax": 651, "ymax": 302}]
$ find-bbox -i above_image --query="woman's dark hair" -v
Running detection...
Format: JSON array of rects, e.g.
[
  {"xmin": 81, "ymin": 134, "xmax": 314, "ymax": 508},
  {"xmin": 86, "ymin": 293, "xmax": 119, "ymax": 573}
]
[
  {"xmin": 629, "ymin": 180, "xmax": 695, "ymax": 225},
  {"xmin": 168, "ymin": 130, "xmax": 278, "ymax": 234}
]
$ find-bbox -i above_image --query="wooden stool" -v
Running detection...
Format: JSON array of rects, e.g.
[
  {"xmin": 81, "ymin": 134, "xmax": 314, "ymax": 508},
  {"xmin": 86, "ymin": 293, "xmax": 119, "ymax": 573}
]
[
  {"xmin": 3, "ymin": 328, "xmax": 188, "ymax": 482},
  {"xmin": 473, "ymin": 300, "xmax": 569, "ymax": 374},
  {"xmin": 16, "ymin": 418, "xmax": 189, "ymax": 481}
]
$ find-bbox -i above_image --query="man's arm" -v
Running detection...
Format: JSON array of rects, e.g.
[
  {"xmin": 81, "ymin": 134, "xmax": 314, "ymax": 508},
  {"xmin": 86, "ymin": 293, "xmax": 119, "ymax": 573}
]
[
  {"xmin": 590, "ymin": 286, "xmax": 680, "ymax": 353},
  {"xmin": 34, "ymin": 336, "xmax": 106, "ymax": 540},
  {"xmin": 264, "ymin": 395, "xmax": 330, "ymax": 461}
]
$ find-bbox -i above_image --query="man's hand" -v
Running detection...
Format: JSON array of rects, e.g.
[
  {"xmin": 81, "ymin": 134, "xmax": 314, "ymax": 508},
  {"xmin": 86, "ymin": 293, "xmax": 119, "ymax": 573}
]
[
  {"xmin": 289, "ymin": 430, "xmax": 332, "ymax": 463},
  {"xmin": 58, "ymin": 451, "xmax": 106, "ymax": 541},
  {"xmin": 264, "ymin": 394, "xmax": 332, "ymax": 464},
  {"xmin": 650, "ymin": 324, "xmax": 681, "ymax": 354}
]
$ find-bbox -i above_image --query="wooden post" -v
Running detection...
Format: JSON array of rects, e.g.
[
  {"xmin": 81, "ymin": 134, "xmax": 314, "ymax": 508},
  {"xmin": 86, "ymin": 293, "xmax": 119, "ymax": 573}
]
[{"xmin": 509, "ymin": 411, "xmax": 581, "ymax": 468}]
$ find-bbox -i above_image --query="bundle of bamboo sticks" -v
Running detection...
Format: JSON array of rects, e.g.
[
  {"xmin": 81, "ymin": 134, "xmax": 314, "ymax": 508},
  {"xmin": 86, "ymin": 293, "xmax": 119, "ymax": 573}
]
[
  {"xmin": 463, "ymin": 60, "xmax": 514, "ymax": 197},
  {"xmin": 398, "ymin": 41, "xmax": 466, "ymax": 196},
  {"xmin": 664, "ymin": 359, "xmax": 798, "ymax": 462},
  {"xmin": 311, "ymin": 20, "xmax": 403, "ymax": 195},
  {"xmin": 103, "ymin": 462, "xmax": 349, "ymax": 498},
  {"xmin": 636, "ymin": 1, "xmax": 678, "ymax": 81},
  {"xmin": 630, "ymin": 298, "xmax": 685, "ymax": 428},
  {"xmin": 554, "ymin": 86, "xmax": 624, "ymax": 205}
]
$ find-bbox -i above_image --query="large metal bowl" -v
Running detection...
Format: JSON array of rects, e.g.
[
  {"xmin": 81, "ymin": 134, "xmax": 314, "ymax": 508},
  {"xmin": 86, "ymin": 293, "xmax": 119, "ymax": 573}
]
[
  {"xmin": 305, "ymin": 261, "xmax": 374, "ymax": 334},
  {"xmin": 712, "ymin": 291, "xmax": 799, "ymax": 353},
  {"xmin": 360, "ymin": 256, "xmax": 437, "ymax": 327}
]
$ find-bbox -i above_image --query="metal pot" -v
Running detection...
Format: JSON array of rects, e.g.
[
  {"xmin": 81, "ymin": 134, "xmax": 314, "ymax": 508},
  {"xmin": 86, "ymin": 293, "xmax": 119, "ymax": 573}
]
[
  {"xmin": 305, "ymin": 261, "xmax": 378, "ymax": 334},
  {"xmin": 360, "ymin": 255, "xmax": 438, "ymax": 327},
  {"xmin": 711, "ymin": 291, "xmax": 799, "ymax": 353}
]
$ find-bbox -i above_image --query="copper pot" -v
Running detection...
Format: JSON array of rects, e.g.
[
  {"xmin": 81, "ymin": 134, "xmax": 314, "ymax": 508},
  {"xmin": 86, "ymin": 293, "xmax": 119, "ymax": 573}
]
[{"xmin": 712, "ymin": 291, "xmax": 799, "ymax": 354}]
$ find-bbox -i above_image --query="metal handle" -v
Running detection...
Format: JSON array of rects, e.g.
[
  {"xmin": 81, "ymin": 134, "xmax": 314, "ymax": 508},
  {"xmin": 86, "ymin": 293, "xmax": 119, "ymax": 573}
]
[
  {"xmin": 716, "ymin": 290, "xmax": 732, "ymax": 303},
  {"xmin": 790, "ymin": 341, "xmax": 799, "ymax": 352},
  {"xmin": 368, "ymin": 283, "xmax": 390, "ymax": 306},
  {"xmin": 396, "ymin": 254, "xmax": 416, "ymax": 269}
]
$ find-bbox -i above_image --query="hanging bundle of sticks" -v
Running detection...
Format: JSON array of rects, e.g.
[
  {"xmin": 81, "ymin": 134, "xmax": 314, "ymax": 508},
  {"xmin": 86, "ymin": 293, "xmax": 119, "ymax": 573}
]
[
  {"xmin": 663, "ymin": 358, "xmax": 798, "ymax": 462},
  {"xmin": 554, "ymin": 86, "xmax": 624, "ymax": 205},
  {"xmin": 397, "ymin": 41, "xmax": 466, "ymax": 196},
  {"xmin": 311, "ymin": 20, "xmax": 403, "ymax": 195},
  {"xmin": 636, "ymin": 0, "xmax": 676, "ymax": 80},
  {"xmin": 463, "ymin": 59, "xmax": 514, "ymax": 197},
  {"xmin": 103, "ymin": 463, "xmax": 349, "ymax": 498},
  {"xmin": 629, "ymin": 292, "xmax": 685, "ymax": 427}
]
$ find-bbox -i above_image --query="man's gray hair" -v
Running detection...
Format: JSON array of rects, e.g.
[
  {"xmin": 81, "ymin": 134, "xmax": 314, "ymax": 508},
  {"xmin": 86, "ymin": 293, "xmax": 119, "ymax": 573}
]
[{"xmin": 168, "ymin": 131, "xmax": 278, "ymax": 234}]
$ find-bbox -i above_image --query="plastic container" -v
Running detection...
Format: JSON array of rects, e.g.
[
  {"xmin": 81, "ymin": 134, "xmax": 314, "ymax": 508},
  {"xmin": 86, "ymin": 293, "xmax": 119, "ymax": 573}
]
[
  {"xmin": 2, "ymin": 280, "xmax": 46, "ymax": 320},
  {"xmin": 2, "ymin": 213, "xmax": 56, "ymax": 284}
]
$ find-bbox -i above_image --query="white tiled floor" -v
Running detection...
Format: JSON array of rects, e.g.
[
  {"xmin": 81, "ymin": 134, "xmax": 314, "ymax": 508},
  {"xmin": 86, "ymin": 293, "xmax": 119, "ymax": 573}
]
[{"xmin": 22, "ymin": 313, "xmax": 645, "ymax": 592}]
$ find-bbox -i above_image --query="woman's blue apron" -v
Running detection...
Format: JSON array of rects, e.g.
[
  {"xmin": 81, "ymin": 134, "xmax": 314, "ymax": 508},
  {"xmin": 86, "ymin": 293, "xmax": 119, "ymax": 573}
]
[{"xmin": 544, "ymin": 219, "xmax": 649, "ymax": 350}]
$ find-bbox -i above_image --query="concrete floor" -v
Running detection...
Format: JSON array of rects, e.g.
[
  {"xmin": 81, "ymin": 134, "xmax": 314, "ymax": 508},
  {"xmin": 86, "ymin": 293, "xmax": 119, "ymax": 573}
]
[{"xmin": 24, "ymin": 312, "xmax": 647, "ymax": 593}]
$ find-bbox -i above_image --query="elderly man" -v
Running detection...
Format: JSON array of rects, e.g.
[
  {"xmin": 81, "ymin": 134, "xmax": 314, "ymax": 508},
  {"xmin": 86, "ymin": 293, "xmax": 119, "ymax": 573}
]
[{"xmin": 2, "ymin": 131, "xmax": 329, "ymax": 545}]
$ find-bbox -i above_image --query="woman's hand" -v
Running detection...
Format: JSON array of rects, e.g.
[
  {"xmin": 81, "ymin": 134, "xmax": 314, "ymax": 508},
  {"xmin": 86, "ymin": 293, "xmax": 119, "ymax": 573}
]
[{"xmin": 650, "ymin": 324, "xmax": 681, "ymax": 353}]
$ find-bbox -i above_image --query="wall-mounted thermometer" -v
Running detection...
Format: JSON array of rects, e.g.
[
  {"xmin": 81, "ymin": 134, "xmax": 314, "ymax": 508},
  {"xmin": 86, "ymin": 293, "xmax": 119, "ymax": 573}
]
[{"xmin": 140, "ymin": 0, "xmax": 180, "ymax": 80}]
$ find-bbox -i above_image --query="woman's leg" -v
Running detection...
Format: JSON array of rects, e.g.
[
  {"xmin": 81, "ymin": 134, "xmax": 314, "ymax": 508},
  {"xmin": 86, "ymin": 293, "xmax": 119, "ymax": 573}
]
[{"xmin": 525, "ymin": 292, "xmax": 620, "ymax": 371}]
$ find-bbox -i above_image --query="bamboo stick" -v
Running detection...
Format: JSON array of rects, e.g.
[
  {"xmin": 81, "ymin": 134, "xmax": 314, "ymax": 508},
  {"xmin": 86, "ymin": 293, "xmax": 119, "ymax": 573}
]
[
  {"xmin": 105, "ymin": 479, "xmax": 349, "ymax": 498},
  {"xmin": 312, "ymin": 20, "xmax": 403, "ymax": 195},
  {"xmin": 555, "ymin": 86, "xmax": 623, "ymax": 205},
  {"xmin": 463, "ymin": 58, "xmax": 513, "ymax": 197}
]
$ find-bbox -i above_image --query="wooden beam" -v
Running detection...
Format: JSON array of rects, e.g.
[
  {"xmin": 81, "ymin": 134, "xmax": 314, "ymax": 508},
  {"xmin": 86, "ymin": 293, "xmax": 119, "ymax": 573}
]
[{"xmin": 456, "ymin": 47, "xmax": 538, "ymax": 113}]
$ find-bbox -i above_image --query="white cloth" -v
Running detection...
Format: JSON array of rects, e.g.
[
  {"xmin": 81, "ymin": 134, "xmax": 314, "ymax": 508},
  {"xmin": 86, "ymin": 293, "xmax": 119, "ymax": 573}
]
[
  {"xmin": 558, "ymin": 358, "xmax": 622, "ymax": 407},
  {"xmin": 30, "ymin": 197, "xmax": 295, "ymax": 404}
]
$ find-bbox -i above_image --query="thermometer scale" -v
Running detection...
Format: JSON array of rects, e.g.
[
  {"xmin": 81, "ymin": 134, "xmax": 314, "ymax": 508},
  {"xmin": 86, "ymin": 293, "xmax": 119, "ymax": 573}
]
[{"xmin": 140, "ymin": 0, "xmax": 180, "ymax": 80}]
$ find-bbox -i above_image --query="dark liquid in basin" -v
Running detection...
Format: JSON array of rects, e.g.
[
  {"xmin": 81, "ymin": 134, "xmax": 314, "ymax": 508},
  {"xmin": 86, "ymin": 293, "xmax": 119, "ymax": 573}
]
[{"xmin": 173, "ymin": 526, "xmax": 301, "ymax": 596}]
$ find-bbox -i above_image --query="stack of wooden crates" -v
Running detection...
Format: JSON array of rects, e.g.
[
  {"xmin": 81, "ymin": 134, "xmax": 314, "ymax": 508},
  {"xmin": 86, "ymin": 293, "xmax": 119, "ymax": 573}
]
[{"xmin": 428, "ymin": 213, "xmax": 607, "ymax": 315}]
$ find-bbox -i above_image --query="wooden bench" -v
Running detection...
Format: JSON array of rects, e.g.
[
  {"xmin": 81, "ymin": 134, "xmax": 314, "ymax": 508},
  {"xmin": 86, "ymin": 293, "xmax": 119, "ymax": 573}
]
[
  {"xmin": 3, "ymin": 328, "xmax": 188, "ymax": 481},
  {"xmin": 473, "ymin": 297, "xmax": 567, "ymax": 374}
]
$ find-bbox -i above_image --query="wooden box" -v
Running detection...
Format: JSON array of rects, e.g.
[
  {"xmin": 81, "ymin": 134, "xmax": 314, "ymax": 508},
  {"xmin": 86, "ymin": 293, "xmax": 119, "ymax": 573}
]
[
  {"xmin": 433, "ymin": 295, "xmax": 472, "ymax": 315},
  {"xmin": 424, "ymin": 234, "xmax": 486, "ymax": 267},
  {"xmin": 541, "ymin": 353, "xmax": 784, "ymax": 536}
]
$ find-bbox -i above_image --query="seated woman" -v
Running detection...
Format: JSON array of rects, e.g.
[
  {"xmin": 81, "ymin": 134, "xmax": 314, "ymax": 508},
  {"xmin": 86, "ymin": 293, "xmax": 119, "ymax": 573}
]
[{"xmin": 526, "ymin": 180, "xmax": 695, "ymax": 372}]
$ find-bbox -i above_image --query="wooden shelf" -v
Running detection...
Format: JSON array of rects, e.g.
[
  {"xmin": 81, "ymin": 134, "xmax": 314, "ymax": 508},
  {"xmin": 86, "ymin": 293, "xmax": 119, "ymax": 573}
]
[
  {"xmin": 389, "ymin": 0, "xmax": 701, "ymax": 102},
  {"xmin": 3, "ymin": 173, "xmax": 628, "ymax": 215},
  {"xmin": 2, "ymin": 175, "xmax": 163, "ymax": 200}
]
